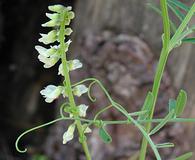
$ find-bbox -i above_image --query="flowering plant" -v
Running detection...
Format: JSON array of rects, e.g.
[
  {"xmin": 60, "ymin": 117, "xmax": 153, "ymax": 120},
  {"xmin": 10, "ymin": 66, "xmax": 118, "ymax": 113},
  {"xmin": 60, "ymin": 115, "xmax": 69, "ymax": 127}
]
[{"xmin": 16, "ymin": 2, "xmax": 195, "ymax": 160}]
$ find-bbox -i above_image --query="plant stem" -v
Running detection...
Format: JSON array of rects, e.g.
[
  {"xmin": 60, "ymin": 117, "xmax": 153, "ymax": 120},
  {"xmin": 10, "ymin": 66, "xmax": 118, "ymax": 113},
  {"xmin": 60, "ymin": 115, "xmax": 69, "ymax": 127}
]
[
  {"xmin": 59, "ymin": 12, "xmax": 91, "ymax": 160},
  {"xmin": 139, "ymin": 0, "xmax": 170, "ymax": 159}
]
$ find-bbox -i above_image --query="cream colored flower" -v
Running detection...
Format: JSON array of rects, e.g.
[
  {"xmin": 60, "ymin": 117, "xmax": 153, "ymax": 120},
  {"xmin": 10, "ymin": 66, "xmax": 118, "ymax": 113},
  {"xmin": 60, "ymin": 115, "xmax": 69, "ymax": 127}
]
[
  {"xmin": 63, "ymin": 123, "xmax": 76, "ymax": 144},
  {"xmin": 58, "ymin": 59, "xmax": 83, "ymax": 76},
  {"xmin": 40, "ymin": 85, "xmax": 63, "ymax": 103},
  {"xmin": 39, "ymin": 30, "xmax": 58, "ymax": 44}
]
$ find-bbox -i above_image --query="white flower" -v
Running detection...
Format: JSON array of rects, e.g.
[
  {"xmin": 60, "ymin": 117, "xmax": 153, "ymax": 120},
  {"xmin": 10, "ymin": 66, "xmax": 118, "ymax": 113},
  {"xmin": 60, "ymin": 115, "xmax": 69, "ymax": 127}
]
[
  {"xmin": 35, "ymin": 45, "xmax": 58, "ymax": 57},
  {"xmin": 48, "ymin": 5, "xmax": 68, "ymax": 13},
  {"xmin": 78, "ymin": 104, "xmax": 88, "ymax": 117},
  {"xmin": 42, "ymin": 19, "xmax": 60, "ymax": 27},
  {"xmin": 63, "ymin": 123, "xmax": 76, "ymax": 144},
  {"xmin": 40, "ymin": 85, "xmax": 63, "ymax": 103},
  {"xmin": 38, "ymin": 54, "xmax": 59, "ymax": 68},
  {"xmin": 39, "ymin": 30, "xmax": 58, "ymax": 44},
  {"xmin": 58, "ymin": 59, "xmax": 83, "ymax": 76},
  {"xmin": 46, "ymin": 13, "xmax": 60, "ymax": 20},
  {"xmin": 73, "ymin": 85, "xmax": 88, "ymax": 97}
]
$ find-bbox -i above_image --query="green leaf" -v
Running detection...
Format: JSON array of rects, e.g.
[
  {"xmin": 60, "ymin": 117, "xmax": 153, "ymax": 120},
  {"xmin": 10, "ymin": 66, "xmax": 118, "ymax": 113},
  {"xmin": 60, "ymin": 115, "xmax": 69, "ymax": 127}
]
[
  {"xmin": 168, "ymin": 0, "xmax": 190, "ymax": 12},
  {"xmin": 138, "ymin": 92, "xmax": 153, "ymax": 120},
  {"xmin": 99, "ymin": 126, "xmax": 112, "ymax": 144},
  {"xmin": 176, "ymin": 152, "xmax": 193, "ymax": 160},
  {"xmin": 182, "ymin": 37, "xmax": 195, "ymax": 44},
  {"xmin": 168, "ymin": 1, "xmax": 185, "ymax": 21},
  {"xmin": 175, "ymin": 90, "xmax": 187, "ymax": 117},
  {"xmin": 169, "ymin": 98, "xmax": 177, "ymax": 112},
  {"xmin": 149, "ymin": 110, "xmax": 174, "ymax": 136},
  {"xmin": 156, "ymin": 142, "xmax": 174, "ymax": 149}
]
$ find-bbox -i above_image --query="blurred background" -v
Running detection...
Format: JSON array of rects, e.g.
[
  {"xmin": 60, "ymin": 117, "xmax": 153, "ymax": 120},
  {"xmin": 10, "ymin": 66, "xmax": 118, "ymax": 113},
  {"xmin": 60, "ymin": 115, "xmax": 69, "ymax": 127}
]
[{"xmin": 0, "ymin": 0, "xmax": 195, "ymax": 160}]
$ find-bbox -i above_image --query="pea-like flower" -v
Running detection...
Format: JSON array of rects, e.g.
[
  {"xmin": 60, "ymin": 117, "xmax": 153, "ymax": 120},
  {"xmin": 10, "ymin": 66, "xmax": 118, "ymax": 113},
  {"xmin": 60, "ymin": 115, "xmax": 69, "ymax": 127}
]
[
  {"xmin": 63, "ymin": 123, "xmax": 76, "ymax": 144},
  {"xmin": 58, "ymin": 59, "xmax": 83, "ymax": 76},
  {"xmin": 78, "ymin": 104, "xmax": 88, "ymax": 117},
  {"xmin": 73, "ymin": 85, "xmax": 88, "ymax": 97},
  {"xmin": 40, "ymin": 85, "xmax": 63, "ymax": 103},
  {"xmin": 35, "ymin": 45, "xmax": 58, "ymax": 57},
  {"xmin": 39, "ymin": 30, "xmax": 58, "ymax": 44},
  {"xmin": 38, "ymin": 54, "xmax": 59, "ymax": 68},
  {"xmin": 35, "ymin": 45, "xmax": 60, "ymax": 68}
]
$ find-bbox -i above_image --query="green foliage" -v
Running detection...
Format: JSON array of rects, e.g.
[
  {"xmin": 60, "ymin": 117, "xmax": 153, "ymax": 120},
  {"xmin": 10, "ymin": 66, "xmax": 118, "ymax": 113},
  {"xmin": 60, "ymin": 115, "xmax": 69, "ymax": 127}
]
[
  {"xmin": 15, "ymin": 1, "xmax": 195, "ymax": 160},
  {"xmin": 98, "ymin": 126, "xmax": 112, "ymax": 144}
]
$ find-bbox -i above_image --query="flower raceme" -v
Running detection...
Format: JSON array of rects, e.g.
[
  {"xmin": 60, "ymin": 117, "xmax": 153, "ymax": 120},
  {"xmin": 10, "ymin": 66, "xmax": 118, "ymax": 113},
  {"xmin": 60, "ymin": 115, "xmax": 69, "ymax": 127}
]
[{"xmin": 35, "ymin": 4, "xmax": 91, "ymax": 146}]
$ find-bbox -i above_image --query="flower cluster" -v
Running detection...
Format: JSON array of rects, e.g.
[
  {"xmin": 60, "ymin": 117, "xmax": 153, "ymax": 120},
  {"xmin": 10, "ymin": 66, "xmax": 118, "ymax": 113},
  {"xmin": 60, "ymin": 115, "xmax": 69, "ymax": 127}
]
[{"xmin": 35, "ymin": 4, "xmax": 91, "ymax": 144}]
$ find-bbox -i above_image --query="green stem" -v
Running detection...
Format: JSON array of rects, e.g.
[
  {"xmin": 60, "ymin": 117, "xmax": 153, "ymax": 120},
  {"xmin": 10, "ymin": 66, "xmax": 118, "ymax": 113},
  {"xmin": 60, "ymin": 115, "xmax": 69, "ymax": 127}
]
[
  {"xmin": 139, "ymin": 2, "xmax": 195, "ymax": 160},
  {"xmin": 139, "ymin": 0, "xmax": 170, "ymax": 159},
  {"xmin": 60, "ymin": 11, "xmax": 91, "ymax": 160}
]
